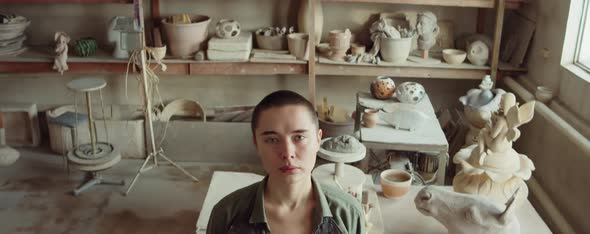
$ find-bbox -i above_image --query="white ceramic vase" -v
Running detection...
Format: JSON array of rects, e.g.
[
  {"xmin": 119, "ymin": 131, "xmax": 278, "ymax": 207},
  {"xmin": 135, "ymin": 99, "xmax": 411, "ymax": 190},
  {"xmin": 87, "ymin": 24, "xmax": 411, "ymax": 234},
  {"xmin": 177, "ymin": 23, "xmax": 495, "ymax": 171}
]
[{"xmin": 298, "ymin": 0, "xmax": 323, "ymax": 45}]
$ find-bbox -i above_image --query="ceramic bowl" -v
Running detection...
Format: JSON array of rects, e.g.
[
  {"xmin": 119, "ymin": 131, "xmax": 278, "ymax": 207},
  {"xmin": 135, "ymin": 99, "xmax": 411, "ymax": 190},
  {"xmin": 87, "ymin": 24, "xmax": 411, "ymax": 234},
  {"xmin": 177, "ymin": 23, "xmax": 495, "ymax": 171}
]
[
  {"xmin": 535, "ymin": 86, "xmax": 554, "ymax": 104},
  {"xmin": 255, "ymin": 31, "xmax": 287, "ymax": 51},
  {"xmin": 317, "ymin": 43, "xmax": 331, "ymax": 57},
  {"xmin": 442, "ymin": 49, "xmax": 467, "ymax": 65},
  {"xmin": 380, "ymin": 169, "xmax": 412, "ymax": 199}
]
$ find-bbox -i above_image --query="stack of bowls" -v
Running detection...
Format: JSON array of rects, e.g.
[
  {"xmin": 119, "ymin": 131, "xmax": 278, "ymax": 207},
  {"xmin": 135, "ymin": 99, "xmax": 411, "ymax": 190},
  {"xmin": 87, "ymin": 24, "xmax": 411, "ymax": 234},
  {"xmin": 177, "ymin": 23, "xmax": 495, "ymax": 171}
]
[{"xmin": 0, "ymin": 15, "xmax": 30, "ymax": 56}]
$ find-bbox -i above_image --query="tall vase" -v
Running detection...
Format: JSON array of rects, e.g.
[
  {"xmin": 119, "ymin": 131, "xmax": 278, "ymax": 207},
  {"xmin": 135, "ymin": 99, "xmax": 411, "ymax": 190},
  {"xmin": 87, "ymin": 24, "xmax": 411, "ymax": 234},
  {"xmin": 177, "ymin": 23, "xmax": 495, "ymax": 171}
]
[{"xmin": 298, "ymin": 0, "xmax": 323, "ymax": 45}]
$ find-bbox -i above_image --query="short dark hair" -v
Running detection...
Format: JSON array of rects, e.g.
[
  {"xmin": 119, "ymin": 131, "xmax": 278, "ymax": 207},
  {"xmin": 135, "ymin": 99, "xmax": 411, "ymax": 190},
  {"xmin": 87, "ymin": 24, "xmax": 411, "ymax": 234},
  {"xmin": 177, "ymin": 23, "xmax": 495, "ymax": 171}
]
[{"xmin": 251, "ymin": 90, "xmax": 318, "ymax": 133}]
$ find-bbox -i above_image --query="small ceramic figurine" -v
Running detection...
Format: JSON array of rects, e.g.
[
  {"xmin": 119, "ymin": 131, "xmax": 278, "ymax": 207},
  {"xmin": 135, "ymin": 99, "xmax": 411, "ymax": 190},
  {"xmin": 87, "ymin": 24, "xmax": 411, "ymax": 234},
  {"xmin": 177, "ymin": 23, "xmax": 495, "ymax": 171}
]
[
  {"xmin": 415, "ymin": 186, "xmax": 521, "ymax": 234},
  {"xmin": 453, "ymin": 92, "xmax": 536, "ymax": 208},
  {"xmin": 216, "ymin": 19, "xmax": 241, "ymax": 39},
  {"xmin": 53, "ymin": 32, "xmax": 70, "ymax": 75},
  {"xmin": 460, "ymin": 76, "xmax": 506, "ymax": 144},
  {"xmin": 416, "ymin": 11, "xmax": 439, "ymax": 57}
]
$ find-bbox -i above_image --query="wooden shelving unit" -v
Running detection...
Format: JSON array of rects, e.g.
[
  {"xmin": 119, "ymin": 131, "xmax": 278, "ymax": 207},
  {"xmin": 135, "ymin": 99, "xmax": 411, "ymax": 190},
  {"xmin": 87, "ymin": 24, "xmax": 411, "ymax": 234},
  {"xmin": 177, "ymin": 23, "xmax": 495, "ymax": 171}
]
[
  {"xmin": 321, "ymin": 0, "xmax": 526, "ymax": 9},
  {"xmin": 0, "ymin": 0, "xmax": 528, "ymax": 81}
]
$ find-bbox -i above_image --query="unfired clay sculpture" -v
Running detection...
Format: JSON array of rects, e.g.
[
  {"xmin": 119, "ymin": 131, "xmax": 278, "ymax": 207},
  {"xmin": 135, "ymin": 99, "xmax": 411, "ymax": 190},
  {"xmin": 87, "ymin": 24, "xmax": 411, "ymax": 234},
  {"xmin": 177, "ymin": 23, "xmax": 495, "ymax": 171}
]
[
  {"xmin": 460, "ymin": 76, "xmax": 506, "ymax": 144},
  {"xmin": 410, "ymin": 11, "xmax": 439, "ymax": 63},
  {"xmin": 415, "ymin": 186, "xmax": 520, "ymax": 234},
  {"xmin": 467, "ymin": 40, "xmax": 490, "ymax": 66},
  {"xmin": 53, "ymin": 32, "xmax": 70, "ymax": 75},
  {"xmin": 453, "ymin": 92, "xmax": 536, "ymax": 207}
]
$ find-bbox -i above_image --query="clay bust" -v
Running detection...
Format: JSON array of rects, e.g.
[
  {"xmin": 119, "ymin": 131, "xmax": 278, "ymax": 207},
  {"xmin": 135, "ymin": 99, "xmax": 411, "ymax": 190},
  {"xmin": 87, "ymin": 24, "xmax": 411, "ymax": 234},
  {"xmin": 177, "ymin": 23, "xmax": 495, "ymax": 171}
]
[
  {"xmin": 453, "ymin": 92, "xmax": 536, "ymax": 207},
  {"xmin": 415, "ymin": 186, "xmax": 520, "ymax": 234},
  {"xmin": 416, "ymin": 11, "xmax": 439, "ymax": 51},
  {"xmin": 53, "ymin": 32, "xmax": 70, "ymax": 75}
]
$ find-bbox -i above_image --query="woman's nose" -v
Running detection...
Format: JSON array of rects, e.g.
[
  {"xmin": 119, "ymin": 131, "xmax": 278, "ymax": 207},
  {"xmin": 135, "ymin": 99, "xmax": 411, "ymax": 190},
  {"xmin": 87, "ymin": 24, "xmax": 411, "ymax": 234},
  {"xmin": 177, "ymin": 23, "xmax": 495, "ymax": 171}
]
[{"xmin": 278, "ymin": 141, "xmax": 295, "ymax": 160}]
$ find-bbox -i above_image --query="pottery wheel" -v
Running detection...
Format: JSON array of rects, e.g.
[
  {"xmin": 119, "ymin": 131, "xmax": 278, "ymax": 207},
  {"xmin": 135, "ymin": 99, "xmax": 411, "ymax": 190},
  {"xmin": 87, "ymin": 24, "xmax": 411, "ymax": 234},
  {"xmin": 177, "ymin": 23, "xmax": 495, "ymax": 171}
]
[
  {"xmin": 318, "ymin": 137, "xmax": 366, "ymax": 163},
  {"xmin": 67, "ymin": 142, "xmax": 121, "ymax": 171}
]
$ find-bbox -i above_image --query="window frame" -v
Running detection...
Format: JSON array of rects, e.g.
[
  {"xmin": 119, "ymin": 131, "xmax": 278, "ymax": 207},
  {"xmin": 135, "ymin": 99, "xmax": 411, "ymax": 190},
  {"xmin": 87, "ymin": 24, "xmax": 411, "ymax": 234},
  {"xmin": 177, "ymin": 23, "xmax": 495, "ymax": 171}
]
[{"xmin": 573, "ymin": 0, "xmax": 590, "ymax": 73}]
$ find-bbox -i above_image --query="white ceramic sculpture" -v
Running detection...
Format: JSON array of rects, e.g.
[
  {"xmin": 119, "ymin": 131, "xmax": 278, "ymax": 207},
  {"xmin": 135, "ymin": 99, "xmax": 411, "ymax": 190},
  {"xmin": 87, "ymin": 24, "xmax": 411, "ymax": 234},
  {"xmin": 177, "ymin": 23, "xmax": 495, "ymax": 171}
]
[
  {"xmin": 216, "ymin": 19, "xmax": 241, "ymax": 39},
  {"xmin": 53, "ymin": 32, "xmax": 70, "ymax": 75},
  {"xmin": 395, "ymin": 82, "xmax": 425, "ymax": 104},
  {"xmin": 453, "ymin": 92, "xmax": 536, "ymax": 208},
  {"xmin": 460, "ymin": 76, "xmax": 506, "ymax": 144},
  {"xmin": 467, "ymin": 40, "xmax": 489, "ymax": 66},
  {"xmin": 415, "ymin": 186, "xmax": 520, "ymax": 234}
]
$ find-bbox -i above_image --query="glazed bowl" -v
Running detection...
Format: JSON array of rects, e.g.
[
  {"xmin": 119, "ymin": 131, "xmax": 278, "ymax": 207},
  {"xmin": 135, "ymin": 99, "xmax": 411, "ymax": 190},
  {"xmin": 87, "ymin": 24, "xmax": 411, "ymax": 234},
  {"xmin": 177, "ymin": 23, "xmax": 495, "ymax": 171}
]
[
  {"xmin": 442, "ymin": 49, "xmax": 467, "ymax": 65},
  {"xmin": 535, "ymin": 86, "xmax": 554, "ymax": 104},
  {"xmin": 380, "ymin": 169, "xmax": 412, "ymax": 199}
]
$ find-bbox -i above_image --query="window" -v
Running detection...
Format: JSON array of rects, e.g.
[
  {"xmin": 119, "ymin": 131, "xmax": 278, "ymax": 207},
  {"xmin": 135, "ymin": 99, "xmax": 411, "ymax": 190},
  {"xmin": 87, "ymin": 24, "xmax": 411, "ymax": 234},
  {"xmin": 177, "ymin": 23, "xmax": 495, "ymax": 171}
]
[{"xmin": 574, "ymin": 0, "xmax": 590, "ymax": 72}]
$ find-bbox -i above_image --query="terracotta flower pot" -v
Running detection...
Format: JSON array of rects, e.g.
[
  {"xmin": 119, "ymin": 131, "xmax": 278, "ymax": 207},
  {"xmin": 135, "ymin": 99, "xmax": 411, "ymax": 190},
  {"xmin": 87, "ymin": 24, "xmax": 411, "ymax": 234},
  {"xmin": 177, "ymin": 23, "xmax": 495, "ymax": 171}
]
[
  {"xmin": 362, "ymin": 109, "xmax": 379, "ymax": 128},
  {"xmin": 288, "ymin": 33, "xmax": 309, "ymax": 60},
  {"xmin": 161, "ymin": 15, "xmax": 211, "ymax": 58},
  {"xmin": 380, "ymin": 169, "xmax": 412, "ymax": 199}
]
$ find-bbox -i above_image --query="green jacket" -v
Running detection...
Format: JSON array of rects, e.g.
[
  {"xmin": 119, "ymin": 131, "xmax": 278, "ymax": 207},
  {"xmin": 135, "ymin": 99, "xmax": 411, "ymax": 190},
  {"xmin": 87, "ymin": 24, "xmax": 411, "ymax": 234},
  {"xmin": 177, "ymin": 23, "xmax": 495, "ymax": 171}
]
[{"xmin": 207, "ymin": 176, "xmax": 365, "ymax": 234}]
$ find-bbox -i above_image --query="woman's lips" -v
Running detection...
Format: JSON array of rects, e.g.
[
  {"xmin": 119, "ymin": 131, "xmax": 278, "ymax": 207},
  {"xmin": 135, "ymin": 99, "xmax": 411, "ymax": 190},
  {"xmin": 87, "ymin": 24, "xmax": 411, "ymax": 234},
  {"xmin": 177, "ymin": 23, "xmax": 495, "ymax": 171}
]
[{"xmin": 279, "ymin": 165, "xmax": 298, "ymax": 173}]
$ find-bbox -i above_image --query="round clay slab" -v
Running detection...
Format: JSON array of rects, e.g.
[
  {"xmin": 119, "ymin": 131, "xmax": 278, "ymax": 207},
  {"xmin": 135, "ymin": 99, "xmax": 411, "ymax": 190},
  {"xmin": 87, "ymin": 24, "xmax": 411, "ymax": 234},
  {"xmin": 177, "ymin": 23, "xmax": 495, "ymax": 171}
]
[
  {"xmin": 312, "ymin": 163, "xmax": 366, "ymax": 199},
  {"xmin": 318, "ymin": 137, "xmax": 366, "ymax": 163},
  {"xmin": 67, "ymin": 77, "xmax": 107, "ymax": 92},
  {"xmin": 67, "ymin": 142, "xmax": 120, "ymax": 165}
]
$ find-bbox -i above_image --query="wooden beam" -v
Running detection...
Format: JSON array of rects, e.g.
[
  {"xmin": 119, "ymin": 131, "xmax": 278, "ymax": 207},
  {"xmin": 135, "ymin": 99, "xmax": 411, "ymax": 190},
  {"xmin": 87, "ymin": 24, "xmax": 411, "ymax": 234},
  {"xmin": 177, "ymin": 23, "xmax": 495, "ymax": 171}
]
[
  {"xmin": 490, "ymin": 0, "xmax": 505, "ymax": 82},
  {"xmin": 309, "ymin": 0, "xmax": 317, "ymax": 106},
  {"xmin": 320, "ymin": 0, "xmax": 523, "ymax": 9},
  {"xmin": 316, "ymin": 64, "xmax": 486, "ymax": 79},
  {"xmin": 188, "ymin": 62, "xmax": 307, "ymax": 75},
  {"xmin": 0, "ymin": 0, "xmax": 132, "ymax": 3}
]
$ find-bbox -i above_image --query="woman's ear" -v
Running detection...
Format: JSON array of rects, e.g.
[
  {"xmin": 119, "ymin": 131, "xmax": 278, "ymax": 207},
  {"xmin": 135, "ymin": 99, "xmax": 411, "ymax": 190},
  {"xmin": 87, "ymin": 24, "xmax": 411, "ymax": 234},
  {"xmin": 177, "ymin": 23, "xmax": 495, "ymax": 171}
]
[{"xmin": 317, "ymin": 129, "xmax": 323, "ymax": 143}]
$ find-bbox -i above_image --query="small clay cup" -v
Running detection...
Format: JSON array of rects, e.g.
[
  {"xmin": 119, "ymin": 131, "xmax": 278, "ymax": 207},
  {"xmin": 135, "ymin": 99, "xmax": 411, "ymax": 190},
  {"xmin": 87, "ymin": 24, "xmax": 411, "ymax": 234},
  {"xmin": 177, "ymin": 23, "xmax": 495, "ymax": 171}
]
[
  {"xmin": 535, "ymin": 86, "xmax": 554, "ymax": 104},
  {"xmin": 362, "ymin": 109, "xmax": 379, "ymax": 128},
  {"xmin": 380, "ymin": 169, "xmax": 412, "ymax": 199}
]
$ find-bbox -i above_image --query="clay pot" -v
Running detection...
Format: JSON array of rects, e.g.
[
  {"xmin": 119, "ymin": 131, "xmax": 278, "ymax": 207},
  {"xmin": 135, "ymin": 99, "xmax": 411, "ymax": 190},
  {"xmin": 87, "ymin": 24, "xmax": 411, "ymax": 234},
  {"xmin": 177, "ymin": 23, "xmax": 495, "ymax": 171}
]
[
  {"xmin": 535, "ymin": 86, "xmax": 554, "ymax": 104},
  {"xmin": 317, "ymin": 43, "xmax": 331, "ymax": 57},
  {"xmin": 362, "ymin": 109, "xmax": 379, "ymax": 128},
  {"xmin": 370, "ymin": 76, "xmax": 395, "ymax": 100},
  {"xmin": 287, "ymin": 33, "xmax": 309, "ymax": 60},
  {"xmin": 161, "ymin": 15, "xmax": 211, "ymax": 58},
  {"xmin": 351, "ymin": 43, "xmax": 365, "ymax": 56},
  {"xmin": 147, "ymin": 45, "xmax": 167, "ymax": 61},
  {"xmin": 380, "ymin": 169, "xmax": 412, "ymax": 199},
  {"xmin": 255, "ymin": 32, "xmax": 287, "ymax": 51},
  {"xmin": 442, "ymin": 49, "xmax": 467, "ymax": 65},
  {"xmin": 380, "ymin": 37, "xmax": 412, "ymax": 63},
  {"xmin": 395, "ymin": 82, "xmax": 426, "ymax": 104},
  {"xmin": 328, "ymin": 29, "xmax": 351, "ymax": 61},
  {"xmin": 215, "ymin": 19, "xmax": 241, "ymax": 39}
]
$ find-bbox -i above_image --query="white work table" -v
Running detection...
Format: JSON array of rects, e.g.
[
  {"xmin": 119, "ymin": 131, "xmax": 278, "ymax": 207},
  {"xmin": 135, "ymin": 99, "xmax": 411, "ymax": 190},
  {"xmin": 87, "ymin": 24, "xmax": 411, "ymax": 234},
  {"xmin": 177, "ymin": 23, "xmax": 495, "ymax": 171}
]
[{"xmin": 363, "ymin": 178, "xmax": 552, "ymax": 234}]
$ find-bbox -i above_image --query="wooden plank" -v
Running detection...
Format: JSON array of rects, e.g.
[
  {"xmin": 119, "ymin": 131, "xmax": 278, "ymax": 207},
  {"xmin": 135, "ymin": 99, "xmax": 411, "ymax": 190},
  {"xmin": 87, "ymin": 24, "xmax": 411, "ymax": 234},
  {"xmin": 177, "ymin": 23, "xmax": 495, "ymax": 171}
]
[
  {"xmin": 316, "ymin": 64, "xmax": 486, "ymax": 79},
  {"xmin": 321, "ymin": 0, "xmax": 523, "ymax": 9},
  {"xmin": 188, "ymin": 62, "xmax": 307, "ymax": 75},
  {"xmin": 0, "ymin": 0, "xmax": 132, "ymax": 3},
  {"xmin": 309, "ymin": 0, "xmax": 317, "ymax": 106},
  {"xmin": 0, "ymin": 62, "xmax": 131, "ymax": 74},
  {"xmin": 490, "ymin": 0, "xmax": 505, "ymax": 82}
]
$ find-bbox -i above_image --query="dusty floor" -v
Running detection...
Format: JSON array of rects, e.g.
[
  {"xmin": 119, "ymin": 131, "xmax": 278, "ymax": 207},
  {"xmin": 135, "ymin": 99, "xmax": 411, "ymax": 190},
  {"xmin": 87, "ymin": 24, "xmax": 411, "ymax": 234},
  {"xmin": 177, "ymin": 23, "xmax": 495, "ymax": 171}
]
[{"xmin": 0, "ymin": 148, "xmax": 265, "ymax": 234}]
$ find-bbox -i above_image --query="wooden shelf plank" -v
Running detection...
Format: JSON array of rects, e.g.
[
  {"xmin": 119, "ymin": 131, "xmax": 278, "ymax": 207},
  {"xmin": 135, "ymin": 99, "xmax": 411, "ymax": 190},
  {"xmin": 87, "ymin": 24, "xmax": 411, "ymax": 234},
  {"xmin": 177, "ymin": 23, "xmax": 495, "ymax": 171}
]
[
  {"xmin": 316, "ymin": 56, "xmax": 488, "ymax": 79},
  {"xmin": 0, "ymin": 0, "xmax": 132, "ymax": 3},
  {"xmin": 0, "ymin": 46, "xmax": 308, "ymax": 75},
  {"xmin": 321, "ymin": 0, "xmax": 524, "ymax": 9},
  {"xmin": 189, "ymin": 62, "xmax": 307, "ymax": 75}
]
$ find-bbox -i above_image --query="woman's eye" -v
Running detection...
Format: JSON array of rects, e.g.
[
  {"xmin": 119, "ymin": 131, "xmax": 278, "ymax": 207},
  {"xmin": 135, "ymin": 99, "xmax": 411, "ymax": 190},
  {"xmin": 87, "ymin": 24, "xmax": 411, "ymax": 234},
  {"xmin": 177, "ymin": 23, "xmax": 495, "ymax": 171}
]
[
  {"xmin": 264, "ymin": 138, "xmax": 279, "ymax": 143},
  {"xmin": 294, "ymin": 135, "xmax": 306, "ymax": 141}
]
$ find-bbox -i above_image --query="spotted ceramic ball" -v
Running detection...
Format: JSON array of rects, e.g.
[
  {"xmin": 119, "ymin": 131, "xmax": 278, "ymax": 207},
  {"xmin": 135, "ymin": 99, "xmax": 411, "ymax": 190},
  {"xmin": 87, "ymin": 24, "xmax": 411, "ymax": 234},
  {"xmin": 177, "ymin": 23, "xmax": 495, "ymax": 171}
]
[
  {"xmin": 216, "ymin": 19, "xmax": 241, "ymax": 39},
  {"xmin": 395, "ymin": 82, "xmax": 426, "ymax": 104},
  {"xmin": 370, "ymin": 76, "xmax": 396, "ymax": 100}
]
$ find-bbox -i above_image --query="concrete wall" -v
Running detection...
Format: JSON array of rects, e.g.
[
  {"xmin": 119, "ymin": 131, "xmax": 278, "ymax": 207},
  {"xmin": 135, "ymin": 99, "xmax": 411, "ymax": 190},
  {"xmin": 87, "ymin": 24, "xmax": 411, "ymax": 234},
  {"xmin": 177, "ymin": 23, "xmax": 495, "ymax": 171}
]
[{"xmin": 508, "ymin": 0, "xmax": 590, "ymax": 233}]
